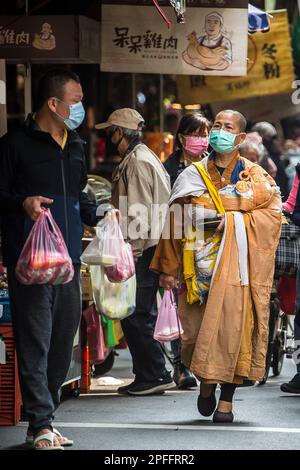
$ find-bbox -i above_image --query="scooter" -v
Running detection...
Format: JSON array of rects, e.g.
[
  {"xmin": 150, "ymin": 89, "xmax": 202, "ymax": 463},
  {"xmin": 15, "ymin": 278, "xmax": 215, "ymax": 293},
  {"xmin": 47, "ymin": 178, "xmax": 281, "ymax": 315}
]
[{"xmin": 260, "ymin": 282, "xmax": 295, "ymax": 384}]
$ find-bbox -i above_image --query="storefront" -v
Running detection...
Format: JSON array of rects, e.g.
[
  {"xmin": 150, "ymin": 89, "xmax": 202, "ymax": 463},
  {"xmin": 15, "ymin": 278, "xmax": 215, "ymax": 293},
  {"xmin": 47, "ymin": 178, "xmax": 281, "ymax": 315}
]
[{"xmin": 1, "ymin": 1, "xmax": 300, "ymax": 423}]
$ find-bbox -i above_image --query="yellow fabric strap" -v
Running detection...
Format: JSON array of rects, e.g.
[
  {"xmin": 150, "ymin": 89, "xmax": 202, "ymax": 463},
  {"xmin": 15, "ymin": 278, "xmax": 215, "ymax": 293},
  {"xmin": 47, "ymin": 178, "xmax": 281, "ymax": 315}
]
[
  {"xmin": 61, "ymin": 129, "xmax": 68, "ymax": 150},
  {"xmin": 192, "ymin": 161, "xmax": 225, "ymax": 214}
]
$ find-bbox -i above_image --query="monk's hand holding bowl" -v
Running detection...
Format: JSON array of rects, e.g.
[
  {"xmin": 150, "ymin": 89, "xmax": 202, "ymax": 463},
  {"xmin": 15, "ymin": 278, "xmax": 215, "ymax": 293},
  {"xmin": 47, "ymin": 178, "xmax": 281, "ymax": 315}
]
[{"xmin": 159, "ymin": 273, "xmax": 179, "ymax": 290}]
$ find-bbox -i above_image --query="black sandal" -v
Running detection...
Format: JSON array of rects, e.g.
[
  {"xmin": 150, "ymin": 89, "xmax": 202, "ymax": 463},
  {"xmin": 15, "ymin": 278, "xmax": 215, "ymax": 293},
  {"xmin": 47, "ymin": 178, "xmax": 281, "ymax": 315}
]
[
  {"xmin": 197, "ymin": 384, "xmax": 217, "ymax": 417},
  {"xmin": 213, "ymin": 410, "xmax": 234, "ymax": 423}
]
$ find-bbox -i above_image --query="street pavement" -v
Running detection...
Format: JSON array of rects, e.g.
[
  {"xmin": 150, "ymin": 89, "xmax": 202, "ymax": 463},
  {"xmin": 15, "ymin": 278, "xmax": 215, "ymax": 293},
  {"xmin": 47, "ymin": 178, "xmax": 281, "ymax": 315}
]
[{"xmin": 1, "ymin": 349, "xmax": 300, "ymax": 451}]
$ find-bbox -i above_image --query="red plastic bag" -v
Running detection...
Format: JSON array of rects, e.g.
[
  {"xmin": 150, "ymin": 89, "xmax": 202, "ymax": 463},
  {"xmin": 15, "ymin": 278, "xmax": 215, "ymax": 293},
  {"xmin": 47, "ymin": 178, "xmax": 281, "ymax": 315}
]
[
  {"xmin": 154, "ymin": 290, "xmax": 183, "ymax": 343},
  {"xmin": 15, "ymin": 208, "xmax": 74, "ymax": 285},
  {"xmin": 83, "ymin": 304, "xmax": 107, "ymax": 364}
]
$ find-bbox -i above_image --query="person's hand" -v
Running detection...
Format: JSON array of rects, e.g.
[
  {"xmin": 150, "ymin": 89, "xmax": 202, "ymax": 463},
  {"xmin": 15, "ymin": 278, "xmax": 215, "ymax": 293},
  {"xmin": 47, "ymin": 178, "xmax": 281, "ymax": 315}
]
[
  {"xmin": 215, "ymin": 214, "xmax": 225, "ymax": 234},
  {"xmin": 105, "ymin": 208, "xmax": 121, "ymax": 224},
  {"xmin": 23, "ymin": 196, "xmax": 53, "ymax": 222},
  {"xmin": 159, "ymin": 273, "xmax": 179, "ymax": 290}
]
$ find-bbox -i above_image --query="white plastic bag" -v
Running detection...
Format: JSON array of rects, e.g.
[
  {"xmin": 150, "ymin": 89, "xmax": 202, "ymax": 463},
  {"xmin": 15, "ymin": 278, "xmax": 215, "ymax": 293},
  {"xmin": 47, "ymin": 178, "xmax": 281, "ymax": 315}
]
[{"xmin": 90, "ymin": 265, "xmax": 136, "ymax": 320}]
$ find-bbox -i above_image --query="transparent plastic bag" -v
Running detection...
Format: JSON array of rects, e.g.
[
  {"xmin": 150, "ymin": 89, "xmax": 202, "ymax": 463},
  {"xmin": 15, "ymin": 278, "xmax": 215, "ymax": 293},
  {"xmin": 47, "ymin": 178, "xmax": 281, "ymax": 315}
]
[
  {"xmin": 81, "ymin": 215, "xmax": 135, "ymax": 283},
  {"xmin": 15, "ymin": 209, "xmax": 74, "ymax": 285},
  {"xmin": 104, "ymin": 242, "xmax": 135, "ymax": 283},
  {"xmin": 90, "ymin": 265, "xmax": 136, "ymax": 320},
  {"xmin": 81, "ymin": 235, "xmax": 106, "ymax": 266},
  {"xmin": 154, "ymin": 290, "xmax": 183, "ymax": 343}
]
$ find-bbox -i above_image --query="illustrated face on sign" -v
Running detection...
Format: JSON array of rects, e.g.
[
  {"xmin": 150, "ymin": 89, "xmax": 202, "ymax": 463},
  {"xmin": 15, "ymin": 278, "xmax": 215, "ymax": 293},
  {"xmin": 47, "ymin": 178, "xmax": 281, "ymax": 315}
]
[
  {"xmin": 206, "ymin": 17, "xmax": 222, "ymax": 37},
  {"xmin": 41, "ymin": 23, "xmax": 52, "ymax": 37}
]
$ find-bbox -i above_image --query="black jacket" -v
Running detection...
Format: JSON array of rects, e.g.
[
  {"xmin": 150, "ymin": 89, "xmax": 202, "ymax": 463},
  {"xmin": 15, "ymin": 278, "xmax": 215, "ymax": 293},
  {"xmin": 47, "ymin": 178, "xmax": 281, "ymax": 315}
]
[
  {"xmin": 163, "ymin": 149, "xmax": 182, "ymax": 188},
  {"xmin": 0, "ymin": 114, "xmax": 97, "ymax": 266}
]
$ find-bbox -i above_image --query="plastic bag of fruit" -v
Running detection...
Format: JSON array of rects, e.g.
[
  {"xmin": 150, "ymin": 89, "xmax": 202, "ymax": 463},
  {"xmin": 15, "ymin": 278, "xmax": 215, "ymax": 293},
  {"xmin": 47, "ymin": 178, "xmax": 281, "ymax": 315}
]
[
  {"xmin": 15, "ymin": 208, "xmax": 74, "ymax": 285},
  {"xmin": 82, "ymin": 213, "xmax": 135, "ymax": 283}
]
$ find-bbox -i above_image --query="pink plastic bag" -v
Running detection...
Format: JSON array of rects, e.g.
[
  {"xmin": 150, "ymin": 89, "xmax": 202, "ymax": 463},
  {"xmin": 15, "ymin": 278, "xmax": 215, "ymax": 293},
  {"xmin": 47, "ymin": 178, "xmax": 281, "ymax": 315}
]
[
  {"xmin": 83, "ymin": 304, "xmax": 107, "ymax": 364},
  {"xmin": 15, "ymin": 208, "xmax": 74, "ymax": 285},
  {"xmin": 154, "ymin": 290, "xmax": 183, "ymax": 343}
]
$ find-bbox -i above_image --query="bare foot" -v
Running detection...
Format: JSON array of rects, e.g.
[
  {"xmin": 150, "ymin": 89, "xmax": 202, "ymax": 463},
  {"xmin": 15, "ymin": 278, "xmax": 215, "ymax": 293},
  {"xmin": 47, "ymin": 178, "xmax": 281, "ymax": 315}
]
[{"xmin": 217, "ymin": 400, "xmax": 233, "ymax": 413}]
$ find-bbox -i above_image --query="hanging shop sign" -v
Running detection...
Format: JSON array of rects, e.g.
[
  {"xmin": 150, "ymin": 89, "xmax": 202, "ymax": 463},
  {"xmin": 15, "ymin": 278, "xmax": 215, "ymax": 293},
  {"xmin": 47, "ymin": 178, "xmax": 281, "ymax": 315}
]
[
  {"xmin": 101, "ymin": 0, "xmax": 249, "ymax": 76},
  {"xmin": 177, "ymin": 10, "xmax": 295, "ymax": 104},
  {"xmin": 0, "ymin": 16, "xmax": 100, "ymax": 63}
]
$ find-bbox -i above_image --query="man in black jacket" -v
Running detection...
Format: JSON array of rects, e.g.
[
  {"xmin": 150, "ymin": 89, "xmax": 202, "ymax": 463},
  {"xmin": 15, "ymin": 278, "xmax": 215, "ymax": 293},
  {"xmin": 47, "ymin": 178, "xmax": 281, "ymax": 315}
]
[{"xmin": 0, "ymin": 69, "xmax": 99, "ymax": 449}]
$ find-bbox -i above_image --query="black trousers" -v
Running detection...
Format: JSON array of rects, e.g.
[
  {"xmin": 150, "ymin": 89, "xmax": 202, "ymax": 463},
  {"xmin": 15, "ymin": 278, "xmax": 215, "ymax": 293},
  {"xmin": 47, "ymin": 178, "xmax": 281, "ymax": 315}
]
[
  {"xmin": 7, "ymin": 266, "xmax": 81, "ymax": 433},
  {"xmin": 121, "ymin": 246, "xmax": 168, "ymax": 383}
]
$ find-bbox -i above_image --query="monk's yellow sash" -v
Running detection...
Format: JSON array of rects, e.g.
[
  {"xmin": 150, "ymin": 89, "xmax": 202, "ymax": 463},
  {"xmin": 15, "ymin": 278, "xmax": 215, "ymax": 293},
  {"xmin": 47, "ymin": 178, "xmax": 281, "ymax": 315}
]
[{"xmin": 182, "ymin": 161, "xmax": 225, "ymax": 304}]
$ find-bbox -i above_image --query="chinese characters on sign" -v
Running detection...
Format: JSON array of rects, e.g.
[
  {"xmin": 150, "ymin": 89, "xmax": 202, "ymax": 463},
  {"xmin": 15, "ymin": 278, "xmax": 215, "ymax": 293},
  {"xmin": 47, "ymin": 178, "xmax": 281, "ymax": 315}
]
[
  {"xmin": 0, "ymin": 16, "xmax": 81, "ymax": 60},
  {"xmin": 101, "ymin": 1, "xmax": 249, "ymax": 76},
  {"xmin": 113, "ymin": 27, "xmax": 179, "ymax": 60},
  {"xmin": 0, "ymin": 27, "xmax": 30, "ymax": 46},
  {"xmin": 0, "ymin": 23, "xmax": 56, "ymax": 50},
  {"xmin": 262, "ymin": 42, "xmax": 280, "ymax": 79},
  {"xmin": 113, "ymin": 28, "xmax": 178, "ymax": 52}
]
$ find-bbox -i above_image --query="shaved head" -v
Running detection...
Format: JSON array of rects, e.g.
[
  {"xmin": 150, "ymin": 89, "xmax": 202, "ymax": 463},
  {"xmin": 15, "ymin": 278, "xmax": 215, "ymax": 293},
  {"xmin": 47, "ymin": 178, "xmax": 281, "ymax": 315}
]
[{"xmin": 215, "ymin": 110, "xmax": 247, "ymax": 132}]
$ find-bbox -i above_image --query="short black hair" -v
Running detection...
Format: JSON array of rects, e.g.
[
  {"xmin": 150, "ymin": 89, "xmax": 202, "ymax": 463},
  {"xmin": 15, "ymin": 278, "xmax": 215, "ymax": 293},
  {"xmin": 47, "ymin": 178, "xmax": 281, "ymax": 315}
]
[
  {"xmin": 35, "ymin": 69, "xmax": 81, "ymax": 111},
  {"xmin": 220, "ymin": 109, "xmax": 247, "ymax": 132},
  {"xmin": 175, "ymin": 112, "xmax": 211, "ymax": 150}
]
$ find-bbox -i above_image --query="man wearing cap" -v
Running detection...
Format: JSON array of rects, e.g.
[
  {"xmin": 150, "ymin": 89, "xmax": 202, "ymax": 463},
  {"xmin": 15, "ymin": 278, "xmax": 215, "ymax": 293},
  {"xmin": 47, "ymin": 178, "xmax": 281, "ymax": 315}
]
[{"xmin": 96, "ymin": 108, "xmax": 173, "ymax": 395}]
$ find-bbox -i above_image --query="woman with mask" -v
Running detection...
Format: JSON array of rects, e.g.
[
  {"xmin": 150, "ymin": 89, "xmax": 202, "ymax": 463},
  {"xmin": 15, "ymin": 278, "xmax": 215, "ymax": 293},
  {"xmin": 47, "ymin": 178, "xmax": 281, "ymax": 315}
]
[
  {"xmin": 164, "ymin": 112, "xmax": 211, "ymax": 188},
  {"xmin": 163, "ymin": 113, "xmax": 211, "ymax": 390},
  {"xmin": 151, "ymin": 110, "xmax": 282, "ymax": 422}
]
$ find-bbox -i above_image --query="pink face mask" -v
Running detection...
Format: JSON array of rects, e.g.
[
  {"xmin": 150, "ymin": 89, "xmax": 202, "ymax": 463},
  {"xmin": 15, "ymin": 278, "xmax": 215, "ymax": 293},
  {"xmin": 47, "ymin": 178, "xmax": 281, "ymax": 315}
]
[{"xmin": 184, "ymin": 136, "xmax": 209, "ymax": 157}]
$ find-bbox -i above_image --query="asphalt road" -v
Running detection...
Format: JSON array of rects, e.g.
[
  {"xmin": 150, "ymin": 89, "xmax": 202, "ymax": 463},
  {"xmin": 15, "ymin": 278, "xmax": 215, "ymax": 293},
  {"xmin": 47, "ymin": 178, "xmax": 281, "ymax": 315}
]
[{"xmin": 1, "ymin": 349, "xmax": 300, "ymax": 451}]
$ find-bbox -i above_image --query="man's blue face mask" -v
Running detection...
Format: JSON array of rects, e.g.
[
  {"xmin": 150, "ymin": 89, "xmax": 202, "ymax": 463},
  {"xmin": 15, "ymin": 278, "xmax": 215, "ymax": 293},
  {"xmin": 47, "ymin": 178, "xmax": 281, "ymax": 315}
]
[{"xmin": 54, "ymin": 98, "xmax": 85, "ymax": 130}]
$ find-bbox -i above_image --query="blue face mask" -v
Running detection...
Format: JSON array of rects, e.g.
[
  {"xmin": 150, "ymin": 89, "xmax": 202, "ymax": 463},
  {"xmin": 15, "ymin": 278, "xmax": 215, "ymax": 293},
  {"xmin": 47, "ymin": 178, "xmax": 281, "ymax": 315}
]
[
  {"xmin": 54, "ymin": 98, "xmax": 85, "ymax": 130},
  {"xmin": 209, "ymin": 129, "xmax": 239, "ymax": 154}
]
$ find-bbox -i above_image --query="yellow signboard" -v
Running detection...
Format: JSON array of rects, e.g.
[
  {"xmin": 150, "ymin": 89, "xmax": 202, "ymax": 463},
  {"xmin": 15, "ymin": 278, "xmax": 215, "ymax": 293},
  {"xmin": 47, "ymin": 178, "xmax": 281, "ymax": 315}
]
[{"xmin": 177, "ymin": 10, "xmax": 295, "ymax": 104}]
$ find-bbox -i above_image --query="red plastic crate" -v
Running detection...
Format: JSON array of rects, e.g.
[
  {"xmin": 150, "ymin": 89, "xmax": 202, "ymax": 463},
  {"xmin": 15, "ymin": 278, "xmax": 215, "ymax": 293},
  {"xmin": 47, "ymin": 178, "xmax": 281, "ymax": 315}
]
[{"xmin": 0, "ymin": 324, "xmax": 21, "ymax": 425}]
